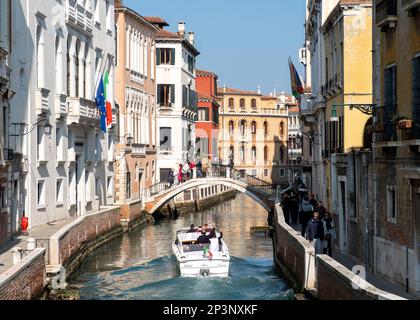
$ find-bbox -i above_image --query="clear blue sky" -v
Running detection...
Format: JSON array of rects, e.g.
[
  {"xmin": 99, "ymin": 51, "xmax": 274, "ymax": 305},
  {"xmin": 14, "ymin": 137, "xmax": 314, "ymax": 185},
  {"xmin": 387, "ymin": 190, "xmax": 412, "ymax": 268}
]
[{"xmin": 123, "ymin": 0, "xmax": 306, "ymax": 95}]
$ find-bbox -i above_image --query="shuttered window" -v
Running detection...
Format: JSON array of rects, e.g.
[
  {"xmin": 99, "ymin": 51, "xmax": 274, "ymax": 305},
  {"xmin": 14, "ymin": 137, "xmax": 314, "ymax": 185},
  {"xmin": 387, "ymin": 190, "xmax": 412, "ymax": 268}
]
[
  {"xmin": 157, "ymin": 84, "xmax": 175, "ymax": 107},
  {"xmin": 413, "ymin": 56, "xmax": 420, "ymax": 138},
  {"xmin": 384, "ymin": 65, "xmax": 397, "ymax": 140},
  {"xmin": 156, "ymin": 48, "xmax": 175, "ymax": 65}
]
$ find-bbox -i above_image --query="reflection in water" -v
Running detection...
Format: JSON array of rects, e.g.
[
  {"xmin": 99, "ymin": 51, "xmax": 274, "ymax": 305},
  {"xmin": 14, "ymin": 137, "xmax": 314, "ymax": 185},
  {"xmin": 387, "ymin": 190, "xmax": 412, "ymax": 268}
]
[{"xmin": 70, "ymin": 193, "xmax": 293, "ymax": 300}]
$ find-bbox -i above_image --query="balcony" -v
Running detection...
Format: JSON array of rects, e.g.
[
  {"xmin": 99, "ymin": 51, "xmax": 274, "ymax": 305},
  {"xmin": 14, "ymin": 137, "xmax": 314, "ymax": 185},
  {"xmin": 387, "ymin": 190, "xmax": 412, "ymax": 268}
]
[
  {"xmin": 260, "ymin": 108, "xmax": 287, "ymax": 115},
  {"xmin": 402, "ymin": 0, "xmax": 420, "ymax": 14},
  {"xmin": 130, "ymin": 70, "xmax": 144, "ymax": 84},
  {"xmin": 67, "ymin": 97, "xmax": 100, "ymax": 125},
  {"xmin": 376, "ymin": 0, "xmax": 398, "ymax": 30},
  {"xmin": 131, "ymin": 144, "xmax": 146, "ymax": 158},
  {"xmin": 66, "ymin": 0, "xmax": 94, "ymax": 35},
  {"xmin": 35, "ymin": 88, "xmax": 50, "ymax": 116},
  {"xmin": 55, "ymin": 94, "xmax": 68, "ymax": 120}
]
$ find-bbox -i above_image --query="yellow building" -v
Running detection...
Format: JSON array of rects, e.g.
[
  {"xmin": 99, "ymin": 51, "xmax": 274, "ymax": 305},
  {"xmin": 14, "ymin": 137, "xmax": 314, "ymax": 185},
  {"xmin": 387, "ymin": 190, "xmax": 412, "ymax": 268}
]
[
  {"xmin": 320, "ymin": 1, "xmax": 373, "ymax": 214},
  {"xmin": 217, "ymin": 87, "xmax": 291, "ymax": 185},
  {"xmin": 372, "ymin": 0, "xmax": 420, "ymax": 295}
]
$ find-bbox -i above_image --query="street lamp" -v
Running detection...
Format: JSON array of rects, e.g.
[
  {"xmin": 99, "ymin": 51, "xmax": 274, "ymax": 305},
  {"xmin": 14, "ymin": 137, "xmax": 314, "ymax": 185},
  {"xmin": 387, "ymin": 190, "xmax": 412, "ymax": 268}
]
[
  {"xmin": 330, "ymin": 104, "xmax": 378, "ymax": 122},
  {"xmin": 43, "ymin": 123, "xmax": 53, "ymax": 136}
]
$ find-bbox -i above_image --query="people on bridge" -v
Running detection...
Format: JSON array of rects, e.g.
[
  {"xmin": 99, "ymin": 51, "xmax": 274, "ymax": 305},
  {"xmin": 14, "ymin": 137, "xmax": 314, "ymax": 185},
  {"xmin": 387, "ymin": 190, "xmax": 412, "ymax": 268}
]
[
  {"xmin": 281, "ymin": 193, "xmax": 292, "ymax": 225},
  {"xmin": 307, "ymin": 212, "xmax": 324, "ymax": 255},
  {"xmin": 167, "ymin": 169, "xmax": 175, "ymax": 188},
  {"xmin": 290, "ymin": 192, "xmax": 300, "ymax": 225},
  {"xmin": 322, "ymin": 212, "xmax": 335, "ymax": 257},
  {"xmin": 196, "ymin": 230, "xmax": 211, "ymax": 244},
  {"xmin": 299, "ymin": 196, "xmax": 314, "ymax": 238},
  {"xmin": 196, "ymin": 160, "xmax": 203, "ymax": 178},
  {"xmin": 315, "ymin": 201, "xmax": 327, "ymax": 220},
  {"xmin": 309, "ymin": 193, "xmax": 318, "ymax": 209},
  {"xmin": 178, "ymin": 164, "xmax": 183, "ymax": 184}
]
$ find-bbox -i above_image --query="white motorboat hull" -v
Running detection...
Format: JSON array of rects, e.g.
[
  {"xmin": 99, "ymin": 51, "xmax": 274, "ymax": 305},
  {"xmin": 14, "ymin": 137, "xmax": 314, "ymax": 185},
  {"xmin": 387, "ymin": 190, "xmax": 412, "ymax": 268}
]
[{"xmin": 178, "ymin": 258, "xmax": 230, "ymax": 278}]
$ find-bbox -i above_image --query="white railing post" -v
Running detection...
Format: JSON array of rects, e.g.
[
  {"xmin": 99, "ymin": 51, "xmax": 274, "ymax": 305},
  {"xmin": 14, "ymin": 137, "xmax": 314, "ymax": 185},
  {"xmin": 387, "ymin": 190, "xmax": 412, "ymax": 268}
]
[
  {"xmin": 12, "ymin": 248, "xmax": 21, "ymax": 265},
  {"xmin": 27, "ymin": 238, "xmax": 36, "ymax": 251}
]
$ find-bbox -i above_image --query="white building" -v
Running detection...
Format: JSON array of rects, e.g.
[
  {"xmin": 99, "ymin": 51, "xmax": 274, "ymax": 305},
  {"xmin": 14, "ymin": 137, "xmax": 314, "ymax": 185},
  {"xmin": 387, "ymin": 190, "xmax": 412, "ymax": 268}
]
[
  {"xmin": 146, "ymin": 19, "xmax": 199, "ymax": 182},
  {"xmin": 9, "ymin": 0, "xmax": 116, "ymax": 229}
]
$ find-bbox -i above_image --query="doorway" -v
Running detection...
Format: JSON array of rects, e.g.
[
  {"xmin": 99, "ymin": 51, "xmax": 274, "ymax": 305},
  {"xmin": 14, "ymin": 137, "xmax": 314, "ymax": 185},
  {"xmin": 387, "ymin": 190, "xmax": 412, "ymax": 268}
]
[{"xmin": 338, "ymin": 177, "xmax": 348, "ymax": 253}]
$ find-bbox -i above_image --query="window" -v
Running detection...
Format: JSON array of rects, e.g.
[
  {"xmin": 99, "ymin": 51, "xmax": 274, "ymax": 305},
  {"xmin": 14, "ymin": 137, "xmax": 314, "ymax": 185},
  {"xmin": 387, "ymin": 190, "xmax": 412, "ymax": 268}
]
[
  {"xmin": 212, "ymin": 105, "xmax": 219, "ymax": 125},
  {"xmin": 386, "ymin": 186, "xmax": 397, "ymax": 223},
  {"xmin": 106, "ymin": 176, "xmax": 112, "ymax": 196},
  {"xmin": 187, "ymin": 55, "xmax": 194, "ymax": 73},
  {"xmin": 264, "ymin": 169, "xmax": 269, "ymax": 177},
  {"xmin": 383, "ymin": 65, "xmax": 397, "ymax": 140},
  {"xmin": 264, "ymin": 122, "xmax": 268, "ymax": 135},
  {"xmin": 126, "ymin": 172, "xmax": 131, "ymax": 199},
  {"xmin": 412, "ymin": 56, "xmax": 420, "ymax": 138},
  {"xmin": 280, "ymin": 122, "xmax": 285, "ymax": 136},
  {"xmin": 229, "ymin": 146, "xmax": 234, "ymax": 161},
  {"xmin": 264, "ymin": 146, "xmax": 268, "ymax": 163},
  {"xmin": 160, "ymin": 127, "xmax": 172, "ymax": 151},
  {"xmin": 240, "ymin": 98, "xmax": 245, "ymax": 109},
  {"xmin": 240, "ymin": 145, "xmax": 245, "ymax": 162},
  {"xmin": 157, "ymin": 84, "xmax": 175, "ymax": 107},
  {"xmin": 75, "ymin": 40, "xmax": 80, "ymax": 97},
  {"xmin": 106, "ymin": 0, "xmax": 111, "ymax": 31},
  {"xmin": 55, "ymin": 36, "xmax": 62, "ymax": 93},
  {"xmin": 229, "ymin": 121, "xmax": 234, "ymax": 135},
  {"xmin": 251, "ymin": 146, "xmax": 256, "ymax": 163},
  {"xmin": 280, "ymin": 146, "xmax": 284, "ymax": 161},
  {"xmin": 228, "ymin": 98, "xmax": 234, "ymax": 108},
  {"xmin": 240, "ymin": 120, "xmax": 247, "ymax": 136},
  {"xmin": 198, "ymin": 108, "xmax": 209, "ymax": 121},
  {"xmin": 251, "ymin": 121, "xmax": 257, "ymax": 135},
  {"xmin": 37, "ymin": 180, "xmax": 46, "ymax": 207},
  {"xmin": 56, "ymin": 179, "xmax": 64, "ymax": 204},
  {"xmin": 251, "ymin": 99, "xmax": 257, "ymax": 108},
  {"xmin": 56, "ymin": 126, "xmax": 62, "ymax": 161},
  {"xmin": 157, "ymin": 48, "xmax": 175, "ymax": 65},
  {"xmin": 36, "ymin": 25, "xmax": 45, "ymax": 88},
  {"xmin": 280, "ymin": 168, "xmax": 285, "ymax": 177},
  {"xmin": 37, "ymin": 125, "xmax": 44, "ymax": 161}
]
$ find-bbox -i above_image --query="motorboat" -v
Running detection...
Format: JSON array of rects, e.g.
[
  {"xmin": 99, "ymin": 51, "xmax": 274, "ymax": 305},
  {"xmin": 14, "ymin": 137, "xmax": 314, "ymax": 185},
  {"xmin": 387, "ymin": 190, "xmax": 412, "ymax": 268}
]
[{"xmin": 172, "ymin": 228, "xmax": 230, "ymax": 277}]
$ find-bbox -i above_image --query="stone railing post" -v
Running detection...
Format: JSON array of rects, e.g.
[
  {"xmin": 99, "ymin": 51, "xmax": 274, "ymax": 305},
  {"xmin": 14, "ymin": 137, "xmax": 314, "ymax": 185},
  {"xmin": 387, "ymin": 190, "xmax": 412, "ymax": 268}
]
[
  {"xmin": 27, "ymin": 238, "xmax": 36, "ymax": 251},
  {"xmin": 12, "ymin": 248, "xmax": 21, "ymax": 265}
]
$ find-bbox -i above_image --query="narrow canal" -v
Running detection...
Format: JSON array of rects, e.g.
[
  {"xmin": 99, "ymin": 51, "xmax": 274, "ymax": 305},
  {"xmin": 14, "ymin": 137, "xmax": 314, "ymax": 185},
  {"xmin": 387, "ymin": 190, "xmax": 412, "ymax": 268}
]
[{"xmin": 69, "ymin": 193, "xmax": 293, "ymax": 300}]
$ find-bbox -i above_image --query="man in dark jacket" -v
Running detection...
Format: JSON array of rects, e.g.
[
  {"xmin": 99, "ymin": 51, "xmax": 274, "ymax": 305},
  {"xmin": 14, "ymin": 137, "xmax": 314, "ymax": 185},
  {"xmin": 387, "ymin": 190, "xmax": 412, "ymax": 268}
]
[
  {"xmin": 281, "ymin": 193, "xmax": 292, "ymax": 225},
  {"xmin": 307, "ymin": 212, "xmax": 324, "ymax": 254},
  {"xmin": 290, "ymin": 192, "xmax": 300, "ymax": 225},
  {"xmin": 196, "ymin": 231, "xmax": 210, "ymax": 244}
]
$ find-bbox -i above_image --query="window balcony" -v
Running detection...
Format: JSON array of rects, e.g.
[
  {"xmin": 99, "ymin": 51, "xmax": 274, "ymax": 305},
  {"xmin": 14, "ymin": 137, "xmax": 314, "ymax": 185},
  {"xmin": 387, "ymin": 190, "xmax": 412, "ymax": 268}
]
[
  {"xmin": 66, "ymin": 0, "xmax": 94, "ymax": 35},
  {"xmin": 67, "ymin": 97, "xmax": 100, "ymax": 125},
  {"xmin": 55, "ymin": 94, "xmax": 68, "ymax": 120},
  {"xmin": 131, "ymin": 143, "xmax": 146, "ymax": 158},
  {"xmin": 35, "ymin": 88, "xmax": 50, "ymax": 116},
  {"xmin": 402, "ymin": 0, "xmax": 420, "ymax": 14},
  {"xmin": 376, "ymin": 0, "xmax": 397, "ymax": 30}
]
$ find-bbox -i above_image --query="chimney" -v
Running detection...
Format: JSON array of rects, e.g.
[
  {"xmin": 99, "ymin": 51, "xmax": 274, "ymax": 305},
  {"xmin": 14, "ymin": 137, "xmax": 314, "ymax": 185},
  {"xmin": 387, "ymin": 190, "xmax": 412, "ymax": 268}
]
[
  {"xmin": 223, "ymin": 84, "xmax": 227, "ymax": 93},
  {"xmin": 178, "ymin": 22, "xmax": 186, "ymax": 38},
  {"xmin": 257, "ymin": 85, "xmax": 261, "ymax": 95},
  {"xmin": 115, "ymin": 0, "xmax": 123, "ymax": 8},
  {"xmin": 188, "ymin": 32, "xmax": 195, "ymax": 45}
]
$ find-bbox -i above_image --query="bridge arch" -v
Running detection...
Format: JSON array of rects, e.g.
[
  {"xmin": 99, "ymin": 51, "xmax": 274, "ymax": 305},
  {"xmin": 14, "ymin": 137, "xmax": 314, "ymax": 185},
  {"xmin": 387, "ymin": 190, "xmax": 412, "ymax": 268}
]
[{"xmin": 146, "ymin": 178, "xmax": 273, "ymax": 214}]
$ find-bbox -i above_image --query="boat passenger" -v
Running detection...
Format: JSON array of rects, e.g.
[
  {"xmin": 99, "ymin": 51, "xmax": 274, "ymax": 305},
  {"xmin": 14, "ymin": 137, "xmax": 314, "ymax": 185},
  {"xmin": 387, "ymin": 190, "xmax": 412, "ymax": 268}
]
[
  {"xmin": 196, "ymin": 230, "xmax": 210, "ymax": 244},
  {"xmin": 208, "ymin": 229, "xmax": 220, "ymax": 252},
  {"xmin": 187, "ymin": 224, "xmax": 197, "ymax": 233}
]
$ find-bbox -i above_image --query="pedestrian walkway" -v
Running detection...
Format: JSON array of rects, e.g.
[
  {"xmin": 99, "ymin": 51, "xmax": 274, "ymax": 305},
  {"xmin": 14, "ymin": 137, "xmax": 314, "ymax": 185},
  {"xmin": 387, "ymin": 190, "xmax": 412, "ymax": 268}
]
[
  {"xmin": 0, "ymin": 218, "xmax": 75, "ymax": 274},
  {"xmin": 288, "ymin": 221, "xmax": 418, "ymax": 300}
]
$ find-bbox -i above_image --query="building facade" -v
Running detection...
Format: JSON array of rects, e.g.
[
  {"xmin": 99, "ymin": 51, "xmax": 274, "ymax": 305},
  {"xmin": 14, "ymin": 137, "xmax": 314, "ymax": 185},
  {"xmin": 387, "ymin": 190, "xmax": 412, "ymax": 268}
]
[
  {"xmin": 372, "ymin": 0, "xmax": 420, "ymax": 294},
  {"xmin": 0, "ymin": 0, "xmax": 14, "ymax": 246},
  {"xmin": 146, "ymin": 19, "xmax": 199, "ymax": 183},
  {"xmin": 9, "ymin": 0, "xmax": 116, "ymax": 230},
  {"xmin": 218, "ymin": 87, "xmax": 289, "ymax": 185},
  {"xmin": 195, "ymin": 69, "xmax": 219, "ymax": 163},
  {"xmin": 114, "ymin": 3, "xmax": 158, "ymax": 224}
]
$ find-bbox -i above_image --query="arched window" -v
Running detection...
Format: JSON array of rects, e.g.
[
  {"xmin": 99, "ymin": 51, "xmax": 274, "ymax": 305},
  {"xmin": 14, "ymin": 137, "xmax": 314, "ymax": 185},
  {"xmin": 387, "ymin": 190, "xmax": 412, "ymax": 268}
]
[
  {"xmin": 229, "ymin": 98, "xmax": 234, "ymax": 108},
  {"xmin": 67, "ymin": 36, "xmax": 72, "ymax": 96},
  {"xmin": 75, "ymin": 40, "xmax": 81, "ymax": 97},
  {"xmin": 229, "ymin": 121, "xmax": 234, "ymax": 135},
  {"xmin": 264, "ymin": 146, "xmax": 268, "ymax": 162},
  {"xmin": 55, "ymin": 36, "xmax": 62, "ymax": 93},
  {"xmin": 251, "ymin": 121, "xmax": 257, "ymax": 135},
  {"xmin": 240, "ymin": 98, "xmax": 245, "ymax": 108},
  {"xmin": 280, "ymin": 146, "xmax": 284, "ymax": 161},
  {"xmin": 36, "ymin": 25, "xmax": 45, "ymax": 88},
  {"xmin": 251, "ymin": 99, "xmax": 257, "ymax": 108},
  {"xmin": 280, "ymin": 122, "xmax": 285, "ymax": 136},
  {"xmin": 240, "ymin": 144, "xmax": 245, "ymax": 162},
  {"xmin": 240, "ymin": 120, "xmax": 247, "ymax": 136},
  {"xmin": 264, "ymin": 121, "xmax": 268, "ymax": 135},
  {"xmin": 251, "ymin": 146, "xmax": 256, "ymax": 163},
  {"xmin": 229, "ymin": 146, "xmax": 234, "ymax": 161}
]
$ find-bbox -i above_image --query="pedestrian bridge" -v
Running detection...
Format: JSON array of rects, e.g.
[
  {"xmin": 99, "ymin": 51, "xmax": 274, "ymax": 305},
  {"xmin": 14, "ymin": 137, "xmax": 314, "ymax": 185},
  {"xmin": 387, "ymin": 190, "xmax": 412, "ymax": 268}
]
[{"xmin": 143, "ymin": 167, "xmax": 281, "ymax": 214}]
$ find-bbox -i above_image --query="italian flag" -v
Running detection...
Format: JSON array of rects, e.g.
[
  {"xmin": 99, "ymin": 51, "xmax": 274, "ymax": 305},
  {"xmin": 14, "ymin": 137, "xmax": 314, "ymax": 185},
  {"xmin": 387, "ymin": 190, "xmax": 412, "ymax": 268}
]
[{"xmin": 103, "ymin": 71, "xmax": 113, "ymax": 126}]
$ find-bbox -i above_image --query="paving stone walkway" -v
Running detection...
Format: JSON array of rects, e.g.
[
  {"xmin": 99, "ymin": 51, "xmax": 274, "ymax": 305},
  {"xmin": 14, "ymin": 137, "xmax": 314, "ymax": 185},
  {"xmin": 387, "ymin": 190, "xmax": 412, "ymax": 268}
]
[
  {"xmin": 0, "ymin": 218, "xmax": 75, "ymax": 274},
  {"xmin": 289, "ymin": 221, "xmax": 418, "ymax": 300}
]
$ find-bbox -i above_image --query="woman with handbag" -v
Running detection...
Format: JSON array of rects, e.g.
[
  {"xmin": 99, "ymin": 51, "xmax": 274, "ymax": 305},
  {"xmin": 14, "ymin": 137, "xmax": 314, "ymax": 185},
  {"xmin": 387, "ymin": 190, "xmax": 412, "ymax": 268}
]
[{"xmin": 322, "ymin": 212, "xmax": 335, "ymax": 257}]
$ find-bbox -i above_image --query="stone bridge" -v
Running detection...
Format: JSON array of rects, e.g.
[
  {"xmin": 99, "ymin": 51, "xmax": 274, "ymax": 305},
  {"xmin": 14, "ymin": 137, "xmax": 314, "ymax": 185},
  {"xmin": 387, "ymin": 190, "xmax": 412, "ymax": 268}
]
[{"xmin": 143, "ymin": 172, "xmax": 280, "ymax": 215}]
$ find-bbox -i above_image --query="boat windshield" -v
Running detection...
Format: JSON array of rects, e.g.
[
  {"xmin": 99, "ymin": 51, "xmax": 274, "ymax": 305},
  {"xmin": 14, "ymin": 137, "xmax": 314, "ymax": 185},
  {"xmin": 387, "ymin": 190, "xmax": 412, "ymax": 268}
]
[{"xmin": 182, "ymin": 243, "xmax": 209, "ymax": 253}]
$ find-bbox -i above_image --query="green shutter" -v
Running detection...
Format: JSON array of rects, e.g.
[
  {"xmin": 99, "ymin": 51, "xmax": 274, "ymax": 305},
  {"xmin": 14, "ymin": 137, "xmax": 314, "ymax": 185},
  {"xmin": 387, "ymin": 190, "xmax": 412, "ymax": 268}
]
[
  {"xmin": 171, "ymin": 48, "xmax": 175, "ymax": 65},
  {"xmin": 157, "ymin": 85, "xmax": 162, "ymax": 104},
  {"xmin": 156, "ymin": 48, "xmax": 161, "ymax": 65},
  {"xmin": 171, "ymin": 84, "xmax": 175, "ymax": 103}
]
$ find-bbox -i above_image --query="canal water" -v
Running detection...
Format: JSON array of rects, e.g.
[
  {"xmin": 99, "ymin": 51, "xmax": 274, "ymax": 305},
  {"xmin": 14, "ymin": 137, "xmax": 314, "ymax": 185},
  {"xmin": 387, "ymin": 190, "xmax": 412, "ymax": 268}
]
[{"xmin": 69, "ymin": 193, "xmax": 293, "ymax": 300}]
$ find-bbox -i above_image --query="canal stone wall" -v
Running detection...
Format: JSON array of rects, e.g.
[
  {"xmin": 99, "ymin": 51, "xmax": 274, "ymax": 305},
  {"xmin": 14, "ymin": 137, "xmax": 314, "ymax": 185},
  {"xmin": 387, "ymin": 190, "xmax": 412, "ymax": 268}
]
[
  {"xmin": 273, "ymin": 203, "xmax": 406, "ymax": 300},
  {"xmin": 0, "ymin": 248, "xmax": 46, "ymax": 300},
  {"xmin": 272, "ymin": 203, "xmax": 316, "ymax": 293},
  {"xmin": 49, "ymin": 206, "xmax": 123, "ymax": 276},
  {"xmin": 119, "ymin": 199, "xmax": 143, "ymax": 229},
  {"xmin": 316, "ymin": 255, "xmax": 405, "ymax": 300}
]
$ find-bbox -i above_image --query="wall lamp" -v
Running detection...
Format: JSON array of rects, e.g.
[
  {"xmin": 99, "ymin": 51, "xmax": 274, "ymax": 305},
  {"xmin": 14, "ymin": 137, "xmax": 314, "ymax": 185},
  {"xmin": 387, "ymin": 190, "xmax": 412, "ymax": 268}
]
[
  {"xmin": 330, "ymin": 104, "xmax": 378, "ymax": 122},
  {"xmin": 10, "ymin": 118, "xmax": 53, "ymax": 137}
]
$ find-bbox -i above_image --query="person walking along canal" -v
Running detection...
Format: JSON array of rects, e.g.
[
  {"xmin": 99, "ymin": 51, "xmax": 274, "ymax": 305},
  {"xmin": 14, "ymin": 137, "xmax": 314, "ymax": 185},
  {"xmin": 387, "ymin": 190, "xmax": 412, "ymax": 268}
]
[
  {"xmin": 322, "ymin": 212, "xmax": 335, "ymax": 257},
  {"xmin": 307, "ymin": 212, "xmax": 324, "ymax": 255},
  {"xmin": 290, "ymin": 191, "xmax": 300, "ymax": 225},
  {"xmin": 299, "ymin": 196, "xmax": 314, "ymax": 238},
  {"xmin": 281, "ymin": 193, "xmax": 291, "ymax": 225}
]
